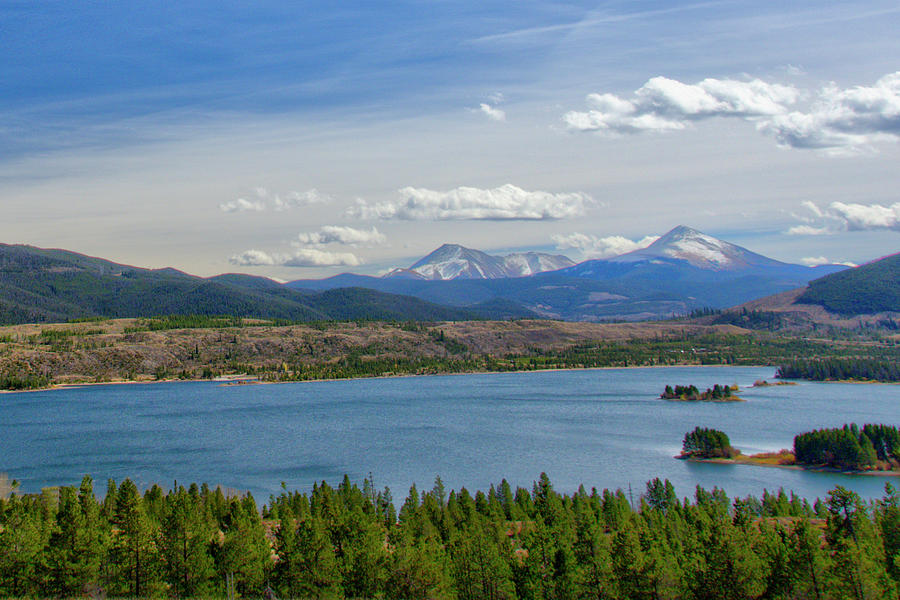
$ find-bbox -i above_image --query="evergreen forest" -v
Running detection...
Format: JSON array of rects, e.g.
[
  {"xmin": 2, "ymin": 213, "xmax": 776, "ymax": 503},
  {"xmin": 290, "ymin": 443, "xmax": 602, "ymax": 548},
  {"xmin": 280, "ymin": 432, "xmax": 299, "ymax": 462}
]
[
  {"xmin": 794, "ymin": 424, "xmax": 900, "ymax": 470},
  {"xmin": 4, "ymin": 474, "xmax": 900, "ymax": 598},
  {"xmin": 777, "ymin": 358, "xmax": 900, "ymax": 382}
]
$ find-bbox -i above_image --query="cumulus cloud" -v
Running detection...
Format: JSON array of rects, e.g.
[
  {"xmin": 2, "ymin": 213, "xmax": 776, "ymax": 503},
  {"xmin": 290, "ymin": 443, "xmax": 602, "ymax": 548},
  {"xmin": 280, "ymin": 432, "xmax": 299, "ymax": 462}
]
[
  {"xmin": 552, "ymin": 232, "xmax": 659, "ymax": 259},
  {"xmin": 220, "ymin": 187, "xmax": 331, "ymax": 213},
  {"xmin": 229, "ymin": 248, "xmax": 360, "ymax": 267},
  {"xmin": 478, "ymin": 103, "xmax": 506, "ymax": 121},
  {"xmin": 830, "ymin": 201, "xmax": 900, "ymax": 231},
  {"xmin": 564, "ymin": 76, "xmax": 800, "ymax": 135},
  {"xmin": 789, "ymin": 201, "xmax": 900, "ymax": 234},
  {"xmin": 347, "ymin": 184, "xmax": 594, "ymax": 221},
  {"xmin": 759, "ymin": 73, "xmax": 900, "ymax": 150},
  {"xmin": 566, "ymin": 72, "xmax": 900, "ymax": 151},
  {"xmin": 296, "ymin": 225, "xmax": 387, "ymax": 247}
]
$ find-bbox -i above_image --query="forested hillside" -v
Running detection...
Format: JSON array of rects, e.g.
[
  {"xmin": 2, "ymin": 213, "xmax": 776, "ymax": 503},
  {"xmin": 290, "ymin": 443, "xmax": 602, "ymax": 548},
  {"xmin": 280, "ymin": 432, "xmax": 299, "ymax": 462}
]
[
  {"xmin": 0, "ymin": 244, "xmax": 514, "ymax": 324},
  {"xmin": 797, "ymin": 253, "xmax": 900, "ymax": 315}
]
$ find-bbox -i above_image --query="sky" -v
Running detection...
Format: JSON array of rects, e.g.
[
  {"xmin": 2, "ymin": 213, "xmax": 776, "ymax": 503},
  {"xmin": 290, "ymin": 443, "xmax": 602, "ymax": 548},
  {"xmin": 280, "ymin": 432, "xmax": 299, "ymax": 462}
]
[{"xmin": 1, "ymin": 0, "xmax": 899, "ymax": 279}]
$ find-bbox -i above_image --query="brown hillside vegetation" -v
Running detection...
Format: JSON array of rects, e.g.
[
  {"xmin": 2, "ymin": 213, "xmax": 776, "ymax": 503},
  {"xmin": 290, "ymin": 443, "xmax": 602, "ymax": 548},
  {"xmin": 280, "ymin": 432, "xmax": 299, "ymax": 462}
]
[
  {"xmin": 0, "ymin": 318, "xmax": 748, "ymax": 387},
  {"xmin": 725, "ymin": 287, "xmax": 900, "ymax": 331}
]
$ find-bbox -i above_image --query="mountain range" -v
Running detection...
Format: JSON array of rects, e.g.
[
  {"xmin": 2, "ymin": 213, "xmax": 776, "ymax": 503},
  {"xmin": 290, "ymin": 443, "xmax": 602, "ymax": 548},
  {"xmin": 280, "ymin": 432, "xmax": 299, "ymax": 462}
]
[
  {"xmin": 288, "ymin": 226, "xmax": 849, "ymax": 321},
  {"xmin": 0, "ymin": 226, "xmax": 863, "ymax": 325}
]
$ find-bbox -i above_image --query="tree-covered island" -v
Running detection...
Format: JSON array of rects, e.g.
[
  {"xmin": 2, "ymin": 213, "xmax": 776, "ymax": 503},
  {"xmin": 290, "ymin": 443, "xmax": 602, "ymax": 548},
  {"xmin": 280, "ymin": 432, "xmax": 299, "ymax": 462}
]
[
  {"xmin": 679, "ymin": 423, "xmax": 900, "ymax": 474},
  {"xmin": 661, "ymin": 383, "xmax": 741, "ymax": 401}
]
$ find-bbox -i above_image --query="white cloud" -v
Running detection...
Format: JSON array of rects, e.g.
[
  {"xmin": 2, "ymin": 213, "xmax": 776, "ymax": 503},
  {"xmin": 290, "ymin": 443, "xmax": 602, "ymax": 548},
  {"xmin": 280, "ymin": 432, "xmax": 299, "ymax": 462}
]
[
  {"xmin": 564, "ymin": 76, "xmax": 800, "ymax": 135},
  {"xmin": 219, "ymin": 197, "xmax": 266, "ymax": 213},
  {"xmin": 830, "ymin": 201, "xmax": 900, "ymax": 231},
  {"xmin": 283, "ymin": 248, "xmax": 360, "ymax": 267},
  {"xmin": 800, "ymin": 200, "xmax": 823, "ymax": 218},
  {"xmin": 787, "ymin": 225, "xmax": 831, "ymax": 236},
  {"xmin": 478, "ymin": 103, "xmax": 506, "ymax": 122},
  {"xmin": 800, "ymin": 256, "xmax": 856, "ymax": 267},
  {"xmin": 229, "ymin": 248, "xmax": 360, "ymax": 267},
  {"xmin": 347, "ymin": 184, "xmax": 594, "ymax": 221},
  {"xmin": 552, "ymin": 232, "xmax": 659, "ymax": 259},
  {"xmin": 296, "ymin": 225, "xmax": 387, "ymax": 247},
  {"xmin": 789, "ymin": 200, "xmax": 900, "ymax": 234},
  {"xmin": 229, "ymin": 249, "xmax": 280, "ymax": 265},
  {"xmin": 566, "ymin": 72, "xmax": 900, "ymax": 151},
  {"xmin": 220, "ymin": 187, "xmax": 331, "ymax": 213},
  {"xmin": 759, "ymin": 73, "xmax": 900, "ymax": 150}
]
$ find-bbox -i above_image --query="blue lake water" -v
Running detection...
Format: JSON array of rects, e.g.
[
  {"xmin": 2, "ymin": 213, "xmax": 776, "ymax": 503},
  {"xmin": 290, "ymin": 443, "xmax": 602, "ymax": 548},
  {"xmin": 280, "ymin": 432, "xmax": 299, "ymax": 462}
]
[{"xmin": 2, "ymin": 366, "xmax": 899, "ymax": 503}]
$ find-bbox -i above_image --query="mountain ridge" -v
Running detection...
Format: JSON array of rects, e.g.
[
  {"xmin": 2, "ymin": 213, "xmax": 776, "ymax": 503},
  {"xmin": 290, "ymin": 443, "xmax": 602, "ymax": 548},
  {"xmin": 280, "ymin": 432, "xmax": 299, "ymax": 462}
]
[{"xmin": 0, "ymin": 243, "xmax": 522, "ymax": 324}]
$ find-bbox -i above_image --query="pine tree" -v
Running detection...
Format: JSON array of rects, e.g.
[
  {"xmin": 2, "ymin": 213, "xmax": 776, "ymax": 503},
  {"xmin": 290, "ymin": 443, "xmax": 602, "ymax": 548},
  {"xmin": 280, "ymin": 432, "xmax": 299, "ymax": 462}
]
[
  {"xmin": 0, "ymin": 499, "xmax": 46, "ymax": 597},
  {"xmin": 218, "ymin": 498, "xmax": 271, "ymax": 598},
  {"xmin": 273, "ymin": 516, "xmax": 342, "ymax": 599},
  {"xmin": 824, "ymin": 486, "xmax": 896, "ymax": 599},
  {"xmin": 108, "ymin": 478, "xmax": 159, "ymax": 597},
  {"xmin": 159, "ymin": 486, "xmax": 216, "ymax": 597}
]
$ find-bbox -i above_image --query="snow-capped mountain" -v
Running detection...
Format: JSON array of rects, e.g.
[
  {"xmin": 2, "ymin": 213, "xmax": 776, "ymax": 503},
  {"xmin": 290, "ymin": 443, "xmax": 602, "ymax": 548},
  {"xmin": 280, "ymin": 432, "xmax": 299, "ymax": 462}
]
[
  {"xmin": 288, "ymin": 226, "xmax": 851, "ymax": 321},
  {"xmin": 608, "ymin": 225, "xmax": 786, "ymax": 270},
  {"xmin": 388, "ymin": 243, "xmax": 575, "ymax": 280}
]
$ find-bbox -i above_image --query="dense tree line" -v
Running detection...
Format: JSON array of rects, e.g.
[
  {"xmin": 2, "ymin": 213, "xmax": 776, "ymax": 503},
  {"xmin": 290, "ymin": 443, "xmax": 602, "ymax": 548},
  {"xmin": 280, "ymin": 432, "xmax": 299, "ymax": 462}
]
[
  {"xmin": 794, "ymin": 424, "xmax": 900, "ymax": 470},
  {"xmin": 5, "ymin": 473, "xmax": 900, "ymax": 598},
  {"xmin": 777, "ymin": 358, "xmax": 900, "ymax": 382},
  {"xmin": 0, "ymin": 371, "xmax": 52, "ymax": 391}
]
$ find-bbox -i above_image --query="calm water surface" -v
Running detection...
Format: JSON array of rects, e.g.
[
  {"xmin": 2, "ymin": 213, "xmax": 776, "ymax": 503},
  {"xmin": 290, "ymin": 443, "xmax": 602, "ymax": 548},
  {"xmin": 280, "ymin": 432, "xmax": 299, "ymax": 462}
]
[{"xmin": 2, "ymin": 366, "xmax": 899, "ymax": 503}]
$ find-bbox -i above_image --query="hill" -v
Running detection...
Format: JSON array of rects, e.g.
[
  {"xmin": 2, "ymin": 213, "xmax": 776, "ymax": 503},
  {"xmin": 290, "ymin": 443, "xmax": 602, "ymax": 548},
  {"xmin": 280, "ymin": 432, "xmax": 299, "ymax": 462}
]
[
  {"xmin": 796, "ymin": 253, "xmax": 900, "ymax": 315},
  {"xmin": 0, "ymin": 244, "xmax": 503, "ymax": 324}
]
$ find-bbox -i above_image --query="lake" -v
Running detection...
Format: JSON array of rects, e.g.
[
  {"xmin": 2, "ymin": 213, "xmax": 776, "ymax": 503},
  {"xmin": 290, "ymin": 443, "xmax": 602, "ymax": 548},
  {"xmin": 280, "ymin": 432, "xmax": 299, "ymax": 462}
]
[{"xmin": 2, "ymin": 366, "xmax": 899, "ymax": 504}]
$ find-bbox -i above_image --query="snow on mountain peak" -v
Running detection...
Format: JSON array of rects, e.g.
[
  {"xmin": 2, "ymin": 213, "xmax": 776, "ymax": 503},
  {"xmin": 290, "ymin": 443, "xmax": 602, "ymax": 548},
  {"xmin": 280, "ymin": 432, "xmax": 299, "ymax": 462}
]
[
  {"xmin": 608, "ymin": 225, "xmax": 784, "ymax": 271},
  {"xmin": 393, "ymin": 244, "xmax": 574, "ymax": 280}
]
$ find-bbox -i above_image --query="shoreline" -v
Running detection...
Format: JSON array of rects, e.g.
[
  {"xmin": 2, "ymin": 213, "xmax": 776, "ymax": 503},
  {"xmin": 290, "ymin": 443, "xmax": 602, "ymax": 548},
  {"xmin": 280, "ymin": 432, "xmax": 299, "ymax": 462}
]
[
  {"xmin": 682, "ymin": 456, "xmax": 900, "ymax": 477},
  {"xmin": 0, "ymin": 363, "xmax": 779, "ymax": 394}
]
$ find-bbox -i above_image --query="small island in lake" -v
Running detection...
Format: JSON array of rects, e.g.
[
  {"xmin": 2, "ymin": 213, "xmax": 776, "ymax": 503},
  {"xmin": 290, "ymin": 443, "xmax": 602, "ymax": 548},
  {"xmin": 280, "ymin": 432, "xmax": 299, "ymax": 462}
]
[
  {"xmin": 660, "ymin": 383, "xmax": 742, "ymax": 402},
  {"xmin": 678, "ymin": 423, "xmax": 900, "ymax": 475},
  {"xmin": 751, "ymin": 379, "xmax": 797, "ymax": 388}
]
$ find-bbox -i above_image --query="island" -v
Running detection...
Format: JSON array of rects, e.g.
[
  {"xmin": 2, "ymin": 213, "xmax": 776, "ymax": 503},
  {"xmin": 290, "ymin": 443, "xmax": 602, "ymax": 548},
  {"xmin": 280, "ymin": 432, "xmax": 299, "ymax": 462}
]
[
  {"xmin": 660, "ymin": 383, "xmax": 742, "ymax": 402},
  {"xmin": 677, "ymin": 426, "xmax": 739, "ymax": 459},
  {"xmin": 750, "ymin": 379, "xmax": 797, "ymax": 388},
  {"xmin": 677, "ymin": 423, "xmax": 900, "ymax": 474}
]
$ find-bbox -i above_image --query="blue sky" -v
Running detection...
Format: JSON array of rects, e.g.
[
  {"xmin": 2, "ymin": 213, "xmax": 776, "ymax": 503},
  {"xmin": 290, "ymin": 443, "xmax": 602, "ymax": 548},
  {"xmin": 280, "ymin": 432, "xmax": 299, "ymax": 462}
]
[{"xmin": 2, "ymin": 1, "xmax": 899, "ymax": 277}]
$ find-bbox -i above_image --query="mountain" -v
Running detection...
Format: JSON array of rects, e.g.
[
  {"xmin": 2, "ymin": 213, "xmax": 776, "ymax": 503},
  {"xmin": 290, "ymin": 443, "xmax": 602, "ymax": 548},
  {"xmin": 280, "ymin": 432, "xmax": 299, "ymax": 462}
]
[
  {"xmin": 390, "ymin": 243, "xmax": 574, "ymax": 280},
  {"xmin": 0, "ymin": 244, "xmax": 497, "ymax": 325},
  {"xmin": 288, "ymin": 226, "xmax": 851, "ymax": 321},
  {"xmin": 796, "ymin": 252, "xmax": 900, "ymax": 315},
  {"xmin": 556, "ymin": 225, "xmax": 845, "ymax": 285},
  {"xmin": 608, "ymin": 225, "xmax": 787, "ymax": 270}
]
